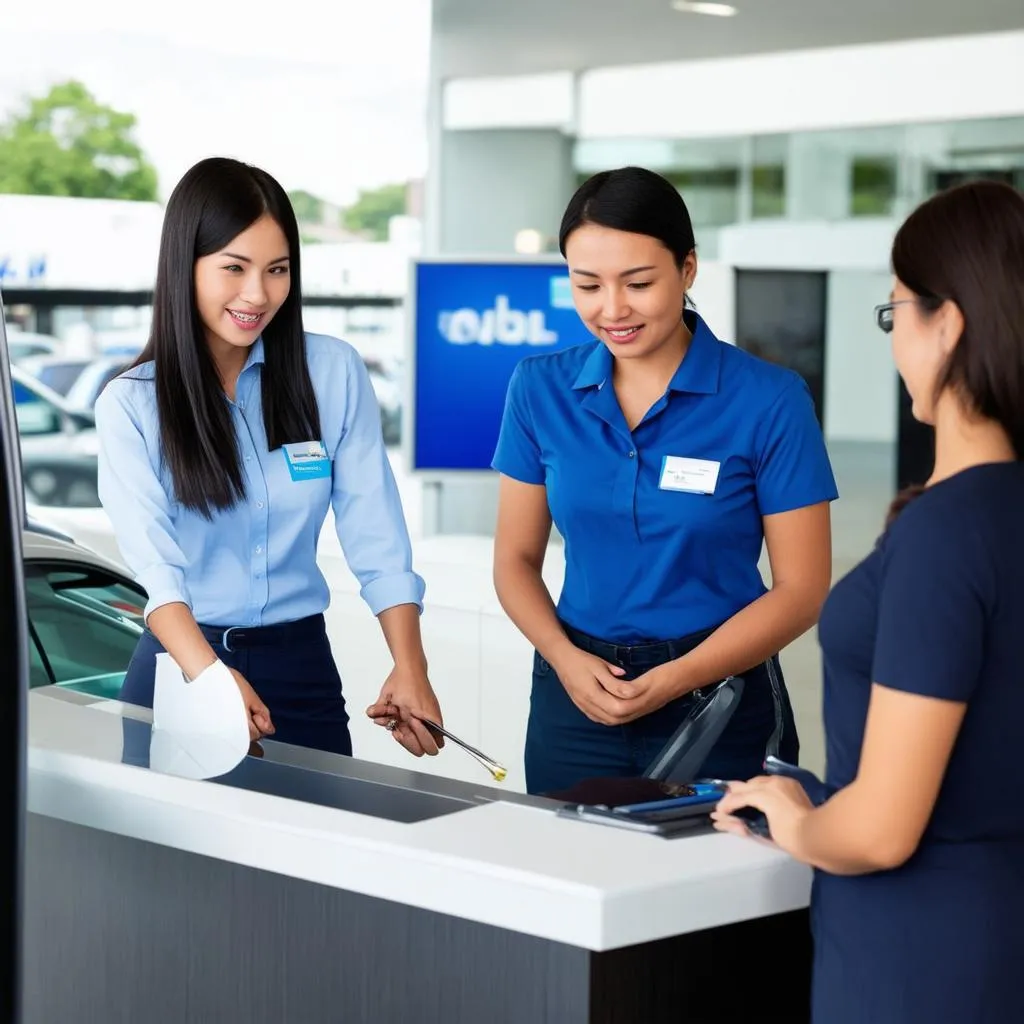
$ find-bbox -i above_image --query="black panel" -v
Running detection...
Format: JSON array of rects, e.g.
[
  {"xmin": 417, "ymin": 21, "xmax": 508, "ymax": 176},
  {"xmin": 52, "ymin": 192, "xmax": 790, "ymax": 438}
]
[
  {"xmin": 213, "ymin": 754, "xmax": 478, "ymax": 823},
  {"xmin": 25, "ymin": 815, "xmax": 590, "ymax": 1024},
  {"xmin": 734, "ymin": 269, "xmax": 828, "ymax": 425},
  {"xmin": 25, "ymin": 814, "xmax": 813, "ymax": 1023}
]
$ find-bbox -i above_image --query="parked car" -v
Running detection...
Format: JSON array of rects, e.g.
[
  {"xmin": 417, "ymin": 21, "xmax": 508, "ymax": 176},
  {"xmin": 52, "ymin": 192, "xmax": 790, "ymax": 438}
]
[
  {"xmin": 15, "ymin": 354, "xmax": 94, "ymax": 397},
  {"xmin": 63, "ymin": 356, "xmax": 133, "ymax": 412},
  {"xmin": 23, "ymin": 524, "xmax": 145, "ymax": 701},
  {"xmin": 22, "ymin": 452, "xmax": 100, "ymax": 508},
  {"xmin": 10, "ymin": 364, "xmax": 98, "ymax": 457},
  {"xmin": 5, "ymin": 325, "xmax": 61, "ymax": 364}
]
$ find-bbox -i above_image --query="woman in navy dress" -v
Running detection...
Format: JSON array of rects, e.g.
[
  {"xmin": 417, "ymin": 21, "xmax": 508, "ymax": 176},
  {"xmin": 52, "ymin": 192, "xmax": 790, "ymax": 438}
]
[{"xmin": 714, "ymin": 179, "xmax": 1024, "ymax": 1023}]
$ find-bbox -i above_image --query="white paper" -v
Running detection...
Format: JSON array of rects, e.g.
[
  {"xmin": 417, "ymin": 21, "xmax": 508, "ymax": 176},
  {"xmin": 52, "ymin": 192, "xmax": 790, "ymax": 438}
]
[{"xmin": 150, "ymin": 653, "xmax": 251, "ymax": 779}]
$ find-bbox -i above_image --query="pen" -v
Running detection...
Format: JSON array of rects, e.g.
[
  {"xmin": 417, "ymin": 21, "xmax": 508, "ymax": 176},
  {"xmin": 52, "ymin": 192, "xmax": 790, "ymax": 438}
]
[
  {"xmin": 612, "ymin": 785, "xmax": 725, "ymax": 815},
  {"xmin": 414, "ymin": 716, "xmax": 509, "ymax": 783}
]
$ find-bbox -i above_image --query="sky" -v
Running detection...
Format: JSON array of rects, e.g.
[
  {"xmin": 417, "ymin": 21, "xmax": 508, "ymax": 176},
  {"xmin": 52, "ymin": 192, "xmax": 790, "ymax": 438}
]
[{"xmin": 0, "ymin": 0, "xmax": 432, "ymax": 207}]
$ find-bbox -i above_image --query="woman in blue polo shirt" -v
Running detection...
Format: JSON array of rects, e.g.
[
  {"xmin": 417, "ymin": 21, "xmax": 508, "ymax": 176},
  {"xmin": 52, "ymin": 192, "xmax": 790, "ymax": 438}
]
[
  {"xmin": 96, "ymin": 156, "xmax": 443, "ymax": 759},
  {"xmin": 492, "ymin": 166, "xmax": 837, "ymax": 795}
]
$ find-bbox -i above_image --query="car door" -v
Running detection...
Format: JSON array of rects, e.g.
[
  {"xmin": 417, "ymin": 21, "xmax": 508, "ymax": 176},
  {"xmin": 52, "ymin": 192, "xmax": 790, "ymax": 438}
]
[{"xmin": 0, "ymin": 294, "xmax": 28, "ymax": 1021}]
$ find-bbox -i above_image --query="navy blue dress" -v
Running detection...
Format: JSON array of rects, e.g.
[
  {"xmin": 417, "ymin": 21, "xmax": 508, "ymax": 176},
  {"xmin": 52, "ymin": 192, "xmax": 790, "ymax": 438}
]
[{"xmin": 814, "ymin": 463, "xmax": 1024, "ymax": 1023}]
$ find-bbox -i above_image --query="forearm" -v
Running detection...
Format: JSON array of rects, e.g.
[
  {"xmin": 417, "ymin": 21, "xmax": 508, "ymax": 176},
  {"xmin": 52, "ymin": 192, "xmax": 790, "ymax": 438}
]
[
  {"xmin": 377, "ymin": 604, "xmax": 429, "ymax": 673},
  {"xmin": 493, "ymin": 557, "xmax": 577, "ymax": 670},
  {"xmin": 669, "ymin": 583, "xmax": 824, "ymax": 694},
  {"xmin": 792, "ymin": 784, "xmax": 907, "ymax": 876},
  {"xmin": 147, "ymin": 603, "xmax": 218, "ymax": 680}
]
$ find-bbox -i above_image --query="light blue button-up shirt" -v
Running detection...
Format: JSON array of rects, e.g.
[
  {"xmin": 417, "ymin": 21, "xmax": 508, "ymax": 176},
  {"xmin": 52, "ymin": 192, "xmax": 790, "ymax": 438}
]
[{"xmin": 95, "ymin": 332, "xmax": 424, "ymax": 626}]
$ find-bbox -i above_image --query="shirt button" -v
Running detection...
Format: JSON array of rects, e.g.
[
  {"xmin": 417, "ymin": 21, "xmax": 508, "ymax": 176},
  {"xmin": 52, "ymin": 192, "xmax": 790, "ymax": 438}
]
[
  {"xmin": 256, "ymin": 500, "xmax": 264, "ymax": 509},
  {"xmin": 245, "ymin": 455, "xmax": 252, "ymax": 463},
  {"xmin": 628, "ymin": 450, "xmax": 636, "ymax": 458},
  {"xmin": 255, "ymin": 545, "xmax": 263, "ymax": 554}
]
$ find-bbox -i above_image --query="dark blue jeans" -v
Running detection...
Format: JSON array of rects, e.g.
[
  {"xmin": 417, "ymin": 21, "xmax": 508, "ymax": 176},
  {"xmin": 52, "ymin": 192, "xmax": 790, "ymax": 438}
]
[
  {"xmin": 524, "ymin": 623, "xmax": 799, "ymax": 796},
  {"xmin": 120, "ymin": 613, "xmax": 352, "ymax": 757}
]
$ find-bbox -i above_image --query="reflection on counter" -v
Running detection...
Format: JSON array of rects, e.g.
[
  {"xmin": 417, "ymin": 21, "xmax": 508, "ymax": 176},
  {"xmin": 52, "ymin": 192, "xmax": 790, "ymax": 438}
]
[{"xmin": 120, "ymin": 715, "xmax": 483, "ymax": 823}]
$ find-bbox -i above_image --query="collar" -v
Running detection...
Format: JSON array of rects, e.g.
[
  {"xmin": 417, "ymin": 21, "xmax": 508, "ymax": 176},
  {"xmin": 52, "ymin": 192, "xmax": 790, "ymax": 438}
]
[
  {"xmin": 571, "ymin": 312, "xmax": 723, "ymax": 395},
  {"xmin": 241, "ymin": 336, "xmax": 266, "ymax": 372}
]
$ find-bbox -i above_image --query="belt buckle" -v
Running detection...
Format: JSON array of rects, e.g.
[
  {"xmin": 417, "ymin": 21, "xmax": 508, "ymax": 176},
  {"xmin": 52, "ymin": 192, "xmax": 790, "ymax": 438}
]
[{"xmin": 221, "ymin": 626, "xmax": 239, "ymax": 653}]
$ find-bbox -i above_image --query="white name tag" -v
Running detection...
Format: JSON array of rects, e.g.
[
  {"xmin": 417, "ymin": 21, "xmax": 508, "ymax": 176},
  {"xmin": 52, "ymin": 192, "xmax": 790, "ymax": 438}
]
[{"xmin": 659, "ymin": 455, "xmax": 721, "ymax": 495}]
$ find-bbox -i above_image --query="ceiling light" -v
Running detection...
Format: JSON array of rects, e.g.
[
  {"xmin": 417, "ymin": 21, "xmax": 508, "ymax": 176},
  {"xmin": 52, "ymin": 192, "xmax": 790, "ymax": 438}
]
[{"xmin": 671, "ymin": 1, "xmax": 738, "ymax": 16}]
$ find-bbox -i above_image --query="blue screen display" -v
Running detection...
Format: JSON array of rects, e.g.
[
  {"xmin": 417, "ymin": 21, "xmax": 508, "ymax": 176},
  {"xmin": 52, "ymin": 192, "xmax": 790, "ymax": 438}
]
[{"xmin": 412, "ymin": 259, "xmax": 585, "ymax": 472}]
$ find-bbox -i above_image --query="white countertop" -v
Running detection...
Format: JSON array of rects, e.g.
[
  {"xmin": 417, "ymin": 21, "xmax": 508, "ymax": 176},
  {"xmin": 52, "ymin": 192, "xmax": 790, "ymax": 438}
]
[{"xmin": 27, "ymin": 688, "xmax": 811, "ymax": 952}]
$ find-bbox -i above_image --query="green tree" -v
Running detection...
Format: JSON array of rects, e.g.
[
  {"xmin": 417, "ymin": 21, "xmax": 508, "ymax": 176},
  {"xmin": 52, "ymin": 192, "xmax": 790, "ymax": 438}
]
[
  {"xmin": 342, "ymin": 183, "xmax": 407, "ymax": 241},
  {"xmin": 288, "ymin": 189, "xmax": 326, "ymax": 223},
  {"xmin": 0, "ymin": 80, "xmax": 157, "ymax": 201}
]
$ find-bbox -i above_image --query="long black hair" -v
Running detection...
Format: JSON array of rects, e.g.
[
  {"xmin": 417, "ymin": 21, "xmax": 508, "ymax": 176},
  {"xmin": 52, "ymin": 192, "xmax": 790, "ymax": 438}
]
[
  {"xmin": 137, "ymin": 156, "xmax": 321, "ymax": 517},
  {"xmin": 885, "ymin": 180, "xmax": 1024, "ymax": 525}
]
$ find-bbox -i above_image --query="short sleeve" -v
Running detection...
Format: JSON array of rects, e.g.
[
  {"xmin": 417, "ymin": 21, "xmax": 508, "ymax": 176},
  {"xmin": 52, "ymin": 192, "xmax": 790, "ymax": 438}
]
[
  {"xmin": 872, "ymin": 508, "xmax": 989, "ymax": 702},
  {"xmin": 754, "ymin": 376, "xmax": 838, "ymax": 515},
  {"xmin": 491, "ymin": 361, "xmax": 545, "ymax": 484}
]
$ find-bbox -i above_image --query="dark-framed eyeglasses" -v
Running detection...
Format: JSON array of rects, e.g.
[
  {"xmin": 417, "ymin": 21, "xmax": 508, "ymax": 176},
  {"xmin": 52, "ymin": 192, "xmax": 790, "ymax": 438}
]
[{"xmin": 874, "ymin": 299, "xmax": 919, "ymax": 334}]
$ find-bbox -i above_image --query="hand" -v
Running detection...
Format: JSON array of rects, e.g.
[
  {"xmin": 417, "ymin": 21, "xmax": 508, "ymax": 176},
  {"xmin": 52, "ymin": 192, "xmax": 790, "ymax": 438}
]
[
  {"xmin": 366, "ymin": 665, "xmax": 445, "ymax": 757},
  {"xmin": 549, "ymin": 647, "xmax": 634, "ymax": 726},
  {"xmin": 711, "ymin": 775, "xmax": 813, "ymax": 856},
  {"xmin": 229, "ymin": 668, "xmax": 275, "ymax": 742},
  {"xmin": 601, "ymin": 661, "xmax": 686, "ymax": 724}
]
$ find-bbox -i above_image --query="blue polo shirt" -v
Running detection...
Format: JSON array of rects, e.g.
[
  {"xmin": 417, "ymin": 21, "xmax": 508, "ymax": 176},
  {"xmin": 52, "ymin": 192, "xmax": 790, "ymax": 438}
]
[{"xmin": 491, "ymin": 313, "xmax": 838, "ymax": 643}]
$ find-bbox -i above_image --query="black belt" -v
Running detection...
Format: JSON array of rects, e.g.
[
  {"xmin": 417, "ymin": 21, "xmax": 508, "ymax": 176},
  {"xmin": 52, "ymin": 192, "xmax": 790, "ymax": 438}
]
[
  {"xmin": 560, "ymin": 621, "xmax": 716, "ymax": 669},
  {"xmin": 197, "ymin": 613, "xmax": 325, "ymax": 653}
]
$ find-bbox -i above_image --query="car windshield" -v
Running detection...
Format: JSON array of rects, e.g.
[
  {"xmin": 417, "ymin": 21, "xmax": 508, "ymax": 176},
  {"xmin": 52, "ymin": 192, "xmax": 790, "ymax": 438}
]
[{"xmin": 36, "ymin": 361, "xmax": 90, "ymax": 397}]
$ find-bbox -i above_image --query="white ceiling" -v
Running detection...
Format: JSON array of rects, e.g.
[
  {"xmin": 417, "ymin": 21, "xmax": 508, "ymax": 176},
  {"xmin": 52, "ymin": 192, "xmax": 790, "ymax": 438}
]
[{"xmin": 432, "ymin": 0, "xmax": 1024, "ymax": 79}]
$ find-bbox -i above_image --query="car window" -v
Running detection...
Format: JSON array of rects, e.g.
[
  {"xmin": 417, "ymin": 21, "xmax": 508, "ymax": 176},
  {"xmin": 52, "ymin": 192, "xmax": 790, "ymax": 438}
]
[
  {"xmin": 25, "ymin": 561, "xmax": 145, "ymax": 700},
  {"xmin": 38, "ymin": 362, "xmax": 89, "ymax": 397},
  {"xmin": 12, "ymin": 381, "xmax": 62, "ymax": 437}
]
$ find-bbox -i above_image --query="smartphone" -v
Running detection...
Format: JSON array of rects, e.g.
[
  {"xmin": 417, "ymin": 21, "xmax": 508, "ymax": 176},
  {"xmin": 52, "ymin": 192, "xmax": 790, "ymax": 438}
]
[{"xmin": 613, "ymin": 784, "xmax": 727, "ymax": 816}]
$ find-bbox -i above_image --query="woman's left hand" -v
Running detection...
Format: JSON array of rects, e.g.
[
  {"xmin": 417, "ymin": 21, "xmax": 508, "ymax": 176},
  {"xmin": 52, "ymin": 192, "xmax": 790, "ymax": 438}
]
[
  {"xmin": 366, "ymin": 666, "xmax": 445, "ymax": 757},
  {"xmin": 712, "ymin": 776, "xmax": 813, "ymax": 856},
  {"xmin": 604, "ymin": 662, "xmax": 684, "ymax": 722}
]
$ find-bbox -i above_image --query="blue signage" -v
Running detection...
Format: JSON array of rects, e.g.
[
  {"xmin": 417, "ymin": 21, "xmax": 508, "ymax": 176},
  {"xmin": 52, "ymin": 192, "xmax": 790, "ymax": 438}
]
[
  {"xmin": 411, "ymin": 259, "xmax": 585, "ymax": 472},
  {"xmin": 0, "ymin": 255, "xmax": 47, "ymax": 284}
]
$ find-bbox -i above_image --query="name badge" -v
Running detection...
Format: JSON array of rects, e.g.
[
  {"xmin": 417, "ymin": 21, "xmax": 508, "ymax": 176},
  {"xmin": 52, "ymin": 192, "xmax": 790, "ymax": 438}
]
[
  {"xmin": 659, "ymin": 455, "xmax": 721, "ymax": 495},
  {"xmin": 283, "ymin": 440, "xmax": 331, "ymax": 481}
]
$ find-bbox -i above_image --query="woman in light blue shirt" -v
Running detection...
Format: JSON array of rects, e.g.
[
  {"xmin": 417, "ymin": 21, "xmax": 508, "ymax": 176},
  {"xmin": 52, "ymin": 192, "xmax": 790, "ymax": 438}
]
[{"xmin": 96, "ymin": 156, "xmax": 443, "ymax": 758}]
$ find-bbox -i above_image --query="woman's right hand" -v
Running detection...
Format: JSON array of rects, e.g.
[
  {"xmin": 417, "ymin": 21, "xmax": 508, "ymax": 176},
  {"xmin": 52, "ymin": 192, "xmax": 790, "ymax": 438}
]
[
  {"xmin": 229, "ymin": 668, "xmax": 275, "ymax": 741},
  {"xmin": 550, "ymin": 648, "xmax": 630, "ymax": 726}
]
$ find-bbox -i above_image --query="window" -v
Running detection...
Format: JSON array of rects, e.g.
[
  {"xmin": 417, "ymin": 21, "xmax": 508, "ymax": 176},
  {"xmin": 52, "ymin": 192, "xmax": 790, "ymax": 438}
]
[
  {"xmin": 851, "ymin": 158, "xmax": 897, "ymax": 216},
  {"xmin": 751, "ymin": 165, "xmax": 785, "ymax": 218},
  {"xmin": 25, "ymin": 562, "xmax": 145, "ymax": 700}
]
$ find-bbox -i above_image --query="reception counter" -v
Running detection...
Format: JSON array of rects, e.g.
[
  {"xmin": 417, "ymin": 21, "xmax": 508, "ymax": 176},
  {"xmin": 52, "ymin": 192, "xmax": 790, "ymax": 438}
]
[{"xmin": 25, "ymin": 686, "xmax": 813, "ymax": 1023}]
